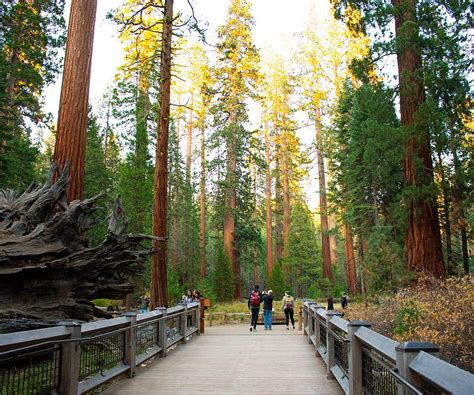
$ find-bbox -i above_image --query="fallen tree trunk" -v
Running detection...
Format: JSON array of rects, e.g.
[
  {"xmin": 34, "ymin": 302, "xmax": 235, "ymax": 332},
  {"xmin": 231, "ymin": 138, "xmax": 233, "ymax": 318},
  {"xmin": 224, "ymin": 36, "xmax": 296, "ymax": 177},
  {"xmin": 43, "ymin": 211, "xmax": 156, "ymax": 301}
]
[{"xmin": 0, "ymin": 163, "xmax": 160, "ymax": 332}]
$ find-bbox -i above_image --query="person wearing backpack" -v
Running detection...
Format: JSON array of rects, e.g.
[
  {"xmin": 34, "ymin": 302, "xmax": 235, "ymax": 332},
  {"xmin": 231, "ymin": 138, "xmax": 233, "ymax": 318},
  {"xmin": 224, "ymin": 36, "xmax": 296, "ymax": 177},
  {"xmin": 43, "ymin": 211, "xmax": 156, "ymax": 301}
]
[
  {"xmin": 248, "ymin": 284, "xmax": 263, "ymax": 332},
  {"xmin": 281, "ymin": 291, "xmax": 295, "ymax": 330},
  {"xmin": 262, "ymin": 289, "xmax": 274, "ymax": 330}
]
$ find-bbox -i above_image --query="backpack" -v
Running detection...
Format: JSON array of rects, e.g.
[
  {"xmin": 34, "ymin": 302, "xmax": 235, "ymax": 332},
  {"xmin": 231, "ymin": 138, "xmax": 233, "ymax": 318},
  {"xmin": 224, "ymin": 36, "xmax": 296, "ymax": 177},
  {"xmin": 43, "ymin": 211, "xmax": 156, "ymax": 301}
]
[
  {"xmin": 285, "ymin": 296, "xmax": 294, "ymax": 309},
  {"xmin": 250, "ymin": 290, "xmax": 260, "ymax": 307}
]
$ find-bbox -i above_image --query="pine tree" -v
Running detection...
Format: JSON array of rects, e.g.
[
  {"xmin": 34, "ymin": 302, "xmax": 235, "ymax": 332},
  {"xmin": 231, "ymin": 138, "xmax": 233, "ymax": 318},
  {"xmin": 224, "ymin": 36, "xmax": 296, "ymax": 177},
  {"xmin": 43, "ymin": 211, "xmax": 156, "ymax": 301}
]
[{"xmin": 0, "ymin": 1, "xmax": 65, "ymax": 190}]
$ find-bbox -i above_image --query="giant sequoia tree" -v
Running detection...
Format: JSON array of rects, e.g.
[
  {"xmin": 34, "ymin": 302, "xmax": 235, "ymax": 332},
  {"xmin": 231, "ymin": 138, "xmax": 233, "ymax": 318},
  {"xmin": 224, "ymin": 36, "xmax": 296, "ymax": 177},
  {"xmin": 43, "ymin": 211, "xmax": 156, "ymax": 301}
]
[
  {"xmin": 53, "ymin": 0, "xmax": 97, "ymax": 202},
  {"xmin": 331, "ymin": 0, "xmax": 470, "ymax": 276},
  {"xmin": 151, "ymin": 0, "xmax": 174, "ymax": 308},
  {"xmin": 213, "ymin": 0, "xmax": 260, "ymax": 299}
]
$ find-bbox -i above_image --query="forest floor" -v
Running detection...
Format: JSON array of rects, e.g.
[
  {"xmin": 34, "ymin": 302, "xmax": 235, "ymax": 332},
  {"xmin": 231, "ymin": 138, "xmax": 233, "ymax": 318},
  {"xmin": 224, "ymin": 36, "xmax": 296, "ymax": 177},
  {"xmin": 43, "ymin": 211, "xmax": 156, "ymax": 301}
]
[{"xmin": 345, "ymin": 275, "xmax": 473, "ymax": 373}]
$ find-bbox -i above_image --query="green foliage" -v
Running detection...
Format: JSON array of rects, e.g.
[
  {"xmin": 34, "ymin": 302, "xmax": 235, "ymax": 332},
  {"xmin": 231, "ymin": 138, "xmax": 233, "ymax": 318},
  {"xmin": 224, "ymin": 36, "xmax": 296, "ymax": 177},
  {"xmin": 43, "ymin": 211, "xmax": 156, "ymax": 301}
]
[
  {"xmin": 212, "ymin": 242, "xmax": 234, "ymax": 302},
  {"xmin": 394, "ymin": 299, "xmax": 422, "ymax": 336},
  {"xmin": 365, "ymin": 222, "xmax": 411, "ymax": 293},
  {"xmin": 284, "ymin": 199, "xmax": 322, "ymax": 297},
  {"xmin": 167, "ymin": 120, "xmax": 201, "ymax": 287},
  {"xmin": 331, "ymin": 80, "xmax": 407, "ymax": 293},
  {"xmin": 167, "ymin": 267, "xmax": 184, "ymax": 305},
  {"xmin": 0, "ymin": 1, "xmax": 65, "ymax": 190},
  {"xmin": 196, "ymin": 278, "xmax": 217, "ymax": 306},
  {"xmin": 268, "ymin": 264, "xmax": 287, "ymax": 300},
  {"xmin": 84, "ymin": 109, "xmax": 112, "ymax": 245}
]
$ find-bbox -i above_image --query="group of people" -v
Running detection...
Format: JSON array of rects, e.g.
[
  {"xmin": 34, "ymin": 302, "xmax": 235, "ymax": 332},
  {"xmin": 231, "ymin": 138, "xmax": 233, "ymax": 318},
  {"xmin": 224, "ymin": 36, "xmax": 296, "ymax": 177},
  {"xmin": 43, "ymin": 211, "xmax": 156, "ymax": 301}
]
[
  {"xmin": 181, "ymin": 289, "xmax": 202, "ymax": 303},
  {"xmin": 247, "ymin": 285, "xmax": 296, "ymax": 332},
  {"xmin": 326, "ymin": 292, "xmax": 349, "ymax": 311}
]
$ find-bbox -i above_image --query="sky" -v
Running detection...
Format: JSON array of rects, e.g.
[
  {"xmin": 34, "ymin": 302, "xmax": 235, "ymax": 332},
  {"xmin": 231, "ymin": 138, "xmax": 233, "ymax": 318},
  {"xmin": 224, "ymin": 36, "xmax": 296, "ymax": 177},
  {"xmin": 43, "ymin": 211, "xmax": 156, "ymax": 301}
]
[{"xmin": 43, "ymin": 0, "xmax": 334, "ymax": 210}]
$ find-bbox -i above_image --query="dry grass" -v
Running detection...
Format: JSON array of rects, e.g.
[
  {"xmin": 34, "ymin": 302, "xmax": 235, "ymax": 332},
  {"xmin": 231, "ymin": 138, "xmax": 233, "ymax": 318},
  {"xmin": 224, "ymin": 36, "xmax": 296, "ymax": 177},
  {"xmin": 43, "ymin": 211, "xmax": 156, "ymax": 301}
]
[{"xmin": 344, "ymin": 275, "xmax": 473, "ymax": 373}]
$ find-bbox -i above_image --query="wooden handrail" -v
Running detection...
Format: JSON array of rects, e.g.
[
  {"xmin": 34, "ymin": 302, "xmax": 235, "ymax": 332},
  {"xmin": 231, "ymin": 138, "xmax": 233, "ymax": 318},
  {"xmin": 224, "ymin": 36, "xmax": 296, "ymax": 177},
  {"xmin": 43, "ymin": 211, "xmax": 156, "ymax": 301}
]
[{"xmin": 0, "ymin": 303, "xmax": 201, "ymax": 395}]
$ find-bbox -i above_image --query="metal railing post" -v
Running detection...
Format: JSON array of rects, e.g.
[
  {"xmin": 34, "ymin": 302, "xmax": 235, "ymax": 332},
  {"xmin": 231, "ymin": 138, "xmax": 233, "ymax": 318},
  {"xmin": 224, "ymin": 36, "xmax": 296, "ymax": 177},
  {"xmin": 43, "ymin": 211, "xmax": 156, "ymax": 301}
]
[
  {"xmin": 307, "ymin": 308, "xmax": 314, "ymax": 345},
  {"xmin": 122, "ymin": 312, "xmax": 137, "ymax": 378},
  {"xmin": 395, "ymin": 342, "xmax": 439, "ymax": 395},
  {"xmin": 195, "ymin": 305, "xmax": 201, "ymax": 335},
  {"xmin": 314, "ymin": 305, "xmax": 324, "ymax": 357},
  {"xmin": 298, "ymin": 305, "xmax": 303, "ymax": 330},
  {"xmin": 58, "ymin": 321, "xmax": 81, "ymax": 395},
  {"xmin": 181, "ymin": 304, "xmax": 188, "ymax": 344},
  {"xmin": 326, "ymin": 311, "xmax": 342, "ymax": 379},
  {"xmin": 156, "ymin": 307, "xmax": 168, "ymax": 357},
  {"xmin": 302, "ymin": 305, "xmax": 308, "ymax": 336},
  {"xmin": 348, "ymin": 320, "xmax": 371, "ymax": 395}
]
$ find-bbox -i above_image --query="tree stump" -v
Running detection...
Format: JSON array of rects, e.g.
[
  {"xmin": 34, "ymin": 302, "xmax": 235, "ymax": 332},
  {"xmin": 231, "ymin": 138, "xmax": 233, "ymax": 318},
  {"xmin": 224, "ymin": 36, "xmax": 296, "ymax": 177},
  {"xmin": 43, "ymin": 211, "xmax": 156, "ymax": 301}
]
[{"xmin": 0, "ymin": 163, "xmax": 160, "ymax": 332}]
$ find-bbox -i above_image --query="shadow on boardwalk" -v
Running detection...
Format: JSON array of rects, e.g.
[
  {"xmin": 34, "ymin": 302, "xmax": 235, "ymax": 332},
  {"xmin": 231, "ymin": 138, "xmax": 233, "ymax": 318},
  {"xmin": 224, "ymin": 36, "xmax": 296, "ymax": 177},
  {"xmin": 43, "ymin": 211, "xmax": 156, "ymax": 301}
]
[{"xmin": 105, "ymin": 324, "xmax": 344, "ymax": 394}]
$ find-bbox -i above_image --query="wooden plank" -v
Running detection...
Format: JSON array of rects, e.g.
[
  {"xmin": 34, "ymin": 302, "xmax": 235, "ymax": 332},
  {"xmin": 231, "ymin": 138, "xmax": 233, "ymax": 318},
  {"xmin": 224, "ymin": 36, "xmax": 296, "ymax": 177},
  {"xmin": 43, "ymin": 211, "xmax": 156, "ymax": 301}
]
[{"xmin": 104, "ymin": 324, "xmax": 343, "ymax": 394}]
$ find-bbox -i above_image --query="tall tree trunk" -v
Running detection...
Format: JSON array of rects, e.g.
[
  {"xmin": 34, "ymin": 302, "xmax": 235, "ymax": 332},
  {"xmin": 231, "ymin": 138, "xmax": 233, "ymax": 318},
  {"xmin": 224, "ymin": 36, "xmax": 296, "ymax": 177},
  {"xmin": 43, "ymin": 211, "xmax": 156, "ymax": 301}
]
[
  {"xmin": 53, "ymin": 0, "xmax": 97, "ymax": 202},
  {"xmin": 359, "ymin": 237, "xmax": 368, "ymax": 307},
  {"xmin": 282, "ymin": 126, "xmax": 290, "ymax": 258},
  {"xmin": 264, "ymin": 124, "xmax": 273, "ymax": 282},
  {"xmin": 151, "ymin": 0, "xmax": 173, "ymax": 309},
  {"xmin": 224, "ymin": 114, "xmax": 240, "ymax": 299},
  {"xmin": 344, "ymin": 222, "xmax": 357, "ymax": 295},
  {"xmin": 199, "ymin": 124, "xmax": 206, "ymax": 277},
  {"xmin": 436, "ymin": 153, "xmax": 452, "ymax": 273},
  {"xmin": 393, "ymin": 0, "xmax": 444, "ymax": 276},
  {"xmin": 452, "ymin": 149, "xmax": 470, "ymax": 274},
  {"xmin": 170, "ymin": 98, "xmax": 179, "ymax": 271},
  {"xmin": 252, "ymin": 164, "xmax": 259, "ymax": 285},
  {"xmin": 315, "ymin": 107, "xmax": 333, "ymax": 283},
  {"xmin": 460, "ymin": 226, "xmax": 469, "ymax": 274},
  {"xmin": 186, "ymin": 94, "xmax": 193, "ymax": 185},
  {"xmin": 329, "ymin": 213, "xmax": 338, "ymax": 266},
  {"xmin": 274, "ymin": 155, "xmax": 283, "ymax": 262}
]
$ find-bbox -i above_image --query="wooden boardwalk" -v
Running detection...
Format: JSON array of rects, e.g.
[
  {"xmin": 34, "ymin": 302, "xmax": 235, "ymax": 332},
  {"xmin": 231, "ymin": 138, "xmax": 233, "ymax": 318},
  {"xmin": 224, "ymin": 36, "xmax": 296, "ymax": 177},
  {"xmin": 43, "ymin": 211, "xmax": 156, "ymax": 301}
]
[{"xmin": 105, "ymin": 324, "xmax": 344, "ymax": 394}]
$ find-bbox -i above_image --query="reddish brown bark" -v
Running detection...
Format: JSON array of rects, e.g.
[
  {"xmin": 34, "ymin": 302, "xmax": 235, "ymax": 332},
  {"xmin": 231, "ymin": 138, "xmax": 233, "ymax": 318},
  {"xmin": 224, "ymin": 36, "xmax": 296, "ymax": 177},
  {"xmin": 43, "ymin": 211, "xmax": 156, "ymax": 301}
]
[
  {"xmin": 358, "ymin": 238, "xmax": 368, "ymax": 299},
  {"xmin": 282, "ymin": 127, "xmax": 290, "ymax": 258},
  {"xmin": 315, "ymin": 108, "xmax": 333, "ymax": 283},
  {"xmin": 199, "ymin": 124, "xmax": 206, "ymax": 277},
  {"xmin": 252, "ymin": 165, "xmax": 259, "ymax": 285},
  {"xmin": 53, "ymin": 0, "xmax": 97, "ymax": 202},
  {"xmin": 150, "ymin": 0, "xmax": 173, "ymax": 309},
  {"xmin": 274, "ymin": 154, "xmax": 283, "ymax": 262},
  {"xmin": 223, "ymin": 114, "xmax": 240, "ymax": 299},
  {"xmin": 393, "ymin": 0, "xmax": 444, "ymax": 276},
  {"xmin": 264, "ymin": 125, "xmax": 273, "ymax": 281},
  {"xmin": 329, "ymin": 213, "xmax": 338, "ymax": 266},
  {"xmin": 344, "ymin": 222, "xmax": 357, "ymax": 295},
  {"xmin": 186, "ymin": 95, "xmax": 193, "ymax": 185}
]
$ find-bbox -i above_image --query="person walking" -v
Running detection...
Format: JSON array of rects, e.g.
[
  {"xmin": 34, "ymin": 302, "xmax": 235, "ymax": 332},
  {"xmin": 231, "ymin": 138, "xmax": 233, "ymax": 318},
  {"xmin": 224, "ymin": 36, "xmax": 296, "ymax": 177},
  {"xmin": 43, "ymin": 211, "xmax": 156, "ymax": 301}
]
[
  {"xmin": 263, "ymin": 290, "xmax": 274, "ymax": 330},
  {"xmin": 248, "ymin": 284, "xmax": 263, "ymax": 332},
  {"xmin": 282, "ymin": 291, "xmax": 295, "ymax": 330},
  {"xmin": 341, "ymin": 292, "xmax": 348, "ymax": 309}
]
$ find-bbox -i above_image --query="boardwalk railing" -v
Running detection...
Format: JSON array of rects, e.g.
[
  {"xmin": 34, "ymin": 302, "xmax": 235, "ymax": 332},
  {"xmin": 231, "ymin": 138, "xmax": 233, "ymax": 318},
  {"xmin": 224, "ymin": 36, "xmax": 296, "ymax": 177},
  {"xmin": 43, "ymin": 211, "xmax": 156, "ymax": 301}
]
[
  {"xmin": 0, "ymin": 302, "xmax": 200, "ymax": 394},
  {"xmin": 302, "ymin": 302, "xmax": 473, "ymax": 395}
]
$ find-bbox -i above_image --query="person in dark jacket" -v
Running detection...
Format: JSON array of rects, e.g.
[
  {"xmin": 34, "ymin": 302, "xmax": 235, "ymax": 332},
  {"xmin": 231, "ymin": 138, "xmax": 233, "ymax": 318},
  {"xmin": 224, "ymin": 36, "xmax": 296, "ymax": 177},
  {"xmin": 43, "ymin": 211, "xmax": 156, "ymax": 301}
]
[
  {"xmin": 248, "ymin": 284, "xmax": 263, "ymax": 332},
  {"xmin": 341, "ymin": 293, "xmax": 348, "ymax": 309},
  {"xmin": 327, "ymin": 295, "xmax": 334, "ymax": 310},
  {"xmin": 262, "ymin": 290, "xmax": 274, "ymax": 330}
]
